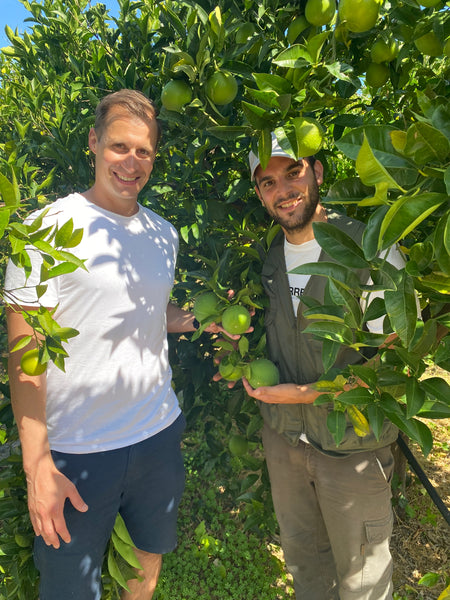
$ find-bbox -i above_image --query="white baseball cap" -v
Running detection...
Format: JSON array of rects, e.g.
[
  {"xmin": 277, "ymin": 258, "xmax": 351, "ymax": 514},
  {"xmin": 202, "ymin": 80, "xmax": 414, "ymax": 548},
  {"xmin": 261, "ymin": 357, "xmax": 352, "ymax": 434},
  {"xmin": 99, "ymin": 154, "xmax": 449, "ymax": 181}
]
[{"xmin": 248, "ymin": 132, "xmax": 300, "ymax": 180}]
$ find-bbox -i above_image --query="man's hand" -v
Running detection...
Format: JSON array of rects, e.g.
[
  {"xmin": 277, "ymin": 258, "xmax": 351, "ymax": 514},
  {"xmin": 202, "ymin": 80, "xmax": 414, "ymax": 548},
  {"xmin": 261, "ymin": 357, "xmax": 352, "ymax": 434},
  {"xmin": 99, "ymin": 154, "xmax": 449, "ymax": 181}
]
[
  {"xmin": 26, "ymin": 454, "xmax": 88, "ymax": 549},
  {"xmin": 242, "ymin": 378, "xmax": 321, "ymax": 404}
]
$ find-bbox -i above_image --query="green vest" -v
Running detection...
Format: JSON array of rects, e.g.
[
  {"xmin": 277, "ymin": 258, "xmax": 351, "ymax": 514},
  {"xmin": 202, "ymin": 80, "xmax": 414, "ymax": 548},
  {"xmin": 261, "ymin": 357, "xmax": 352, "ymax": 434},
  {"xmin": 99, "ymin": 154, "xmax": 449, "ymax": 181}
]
[{"xmin": 260, "ymin": 210, "xmax": 398, "ymax": 455}]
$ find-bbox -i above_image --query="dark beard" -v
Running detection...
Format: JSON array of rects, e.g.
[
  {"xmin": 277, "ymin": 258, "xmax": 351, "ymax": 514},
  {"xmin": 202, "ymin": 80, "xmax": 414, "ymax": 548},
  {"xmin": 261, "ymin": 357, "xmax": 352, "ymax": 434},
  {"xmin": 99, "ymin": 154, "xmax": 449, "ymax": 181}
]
[{"xmin": 267, "ymin": 178, "xmax": 320, "ymax": 233}]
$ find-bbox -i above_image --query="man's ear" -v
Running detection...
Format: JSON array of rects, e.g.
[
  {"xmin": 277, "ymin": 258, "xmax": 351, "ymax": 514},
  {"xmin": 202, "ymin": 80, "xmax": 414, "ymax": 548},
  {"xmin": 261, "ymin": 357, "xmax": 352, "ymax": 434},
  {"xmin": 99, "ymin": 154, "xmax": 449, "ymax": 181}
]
[
  {"xmin": 88, "ymin": 128, "xmax": 98, "ymax": 154},
  {"xmin": 313, "ymin": 160, "xmax": 324, "ymax": 186}
]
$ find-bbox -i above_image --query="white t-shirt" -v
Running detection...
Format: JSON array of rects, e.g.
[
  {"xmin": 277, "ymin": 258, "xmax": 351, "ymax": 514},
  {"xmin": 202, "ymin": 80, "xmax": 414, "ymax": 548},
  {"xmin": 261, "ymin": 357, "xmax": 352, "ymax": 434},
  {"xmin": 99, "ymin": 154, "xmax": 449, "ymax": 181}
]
[
  {"xmin": 5, "ymin": 193, "xmax": 181, "ymax": 453},
  {"xmin": 285, "ymin": 237, "xmax": 407, "ymax": 334}
]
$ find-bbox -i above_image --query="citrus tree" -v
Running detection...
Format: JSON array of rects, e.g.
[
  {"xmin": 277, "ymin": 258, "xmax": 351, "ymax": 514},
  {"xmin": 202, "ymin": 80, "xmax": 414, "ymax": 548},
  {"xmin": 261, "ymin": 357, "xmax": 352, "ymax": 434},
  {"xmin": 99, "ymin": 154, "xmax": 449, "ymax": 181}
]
[{"xmin": 0, "ymin": 0, "xmax": 449, "ymax": 597}]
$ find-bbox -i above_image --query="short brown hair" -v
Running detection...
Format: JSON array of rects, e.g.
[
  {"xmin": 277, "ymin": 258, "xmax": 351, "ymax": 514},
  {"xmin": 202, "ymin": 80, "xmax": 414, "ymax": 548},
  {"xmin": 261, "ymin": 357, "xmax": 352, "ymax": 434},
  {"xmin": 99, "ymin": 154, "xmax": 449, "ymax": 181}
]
[{"xmin": 94, "ymin": 89, "xmax": 162, "ymax": 144}]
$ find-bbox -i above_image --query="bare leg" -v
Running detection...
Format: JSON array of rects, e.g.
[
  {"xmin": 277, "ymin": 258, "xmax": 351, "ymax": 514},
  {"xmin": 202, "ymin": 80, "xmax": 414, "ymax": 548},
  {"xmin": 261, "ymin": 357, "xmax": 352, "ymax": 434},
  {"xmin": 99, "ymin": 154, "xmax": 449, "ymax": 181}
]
[{"xmin": 121, "ymin": 549, "xmax": 162, "ymax": 600}]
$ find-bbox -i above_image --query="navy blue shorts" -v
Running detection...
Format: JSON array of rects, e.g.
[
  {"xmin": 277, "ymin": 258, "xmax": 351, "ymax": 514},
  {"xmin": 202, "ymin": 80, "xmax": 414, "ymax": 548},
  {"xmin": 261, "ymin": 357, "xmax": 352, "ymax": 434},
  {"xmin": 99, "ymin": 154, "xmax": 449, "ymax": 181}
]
[{"xmin": 35, "ymin": 414, "xmax": 186, "ymax": 600}]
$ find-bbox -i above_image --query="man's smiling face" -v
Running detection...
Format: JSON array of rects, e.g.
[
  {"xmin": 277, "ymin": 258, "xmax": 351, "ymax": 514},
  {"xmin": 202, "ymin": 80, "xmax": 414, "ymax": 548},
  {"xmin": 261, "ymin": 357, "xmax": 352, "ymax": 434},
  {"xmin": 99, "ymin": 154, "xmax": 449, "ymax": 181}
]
[
  {"xmin": 88, "ymin": 106, "xmax": 158, "ymax": 216},
  {"xmin": 254, "ymin": 156, "xmax": 324, "ymax": 241}
]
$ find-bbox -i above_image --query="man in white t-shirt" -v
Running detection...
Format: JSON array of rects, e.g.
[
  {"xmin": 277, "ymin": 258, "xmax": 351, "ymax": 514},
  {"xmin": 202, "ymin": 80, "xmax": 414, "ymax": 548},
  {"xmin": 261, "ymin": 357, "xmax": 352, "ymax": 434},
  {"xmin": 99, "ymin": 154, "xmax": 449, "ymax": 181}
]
[
  {"xmin": 4, "ymin": 90, "xmax": 224, "ymax": 600},
  {"xmin": 242, "ymin": 134, "xmax": 401, "ymax": 600}
]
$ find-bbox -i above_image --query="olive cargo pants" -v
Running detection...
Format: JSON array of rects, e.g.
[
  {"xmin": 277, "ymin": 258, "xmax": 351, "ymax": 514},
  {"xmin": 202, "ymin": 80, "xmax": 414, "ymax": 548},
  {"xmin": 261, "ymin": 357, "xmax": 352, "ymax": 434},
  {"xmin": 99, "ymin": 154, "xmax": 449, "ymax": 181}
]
[{"xmin": 262, "ymin": 423, "xmax": 394, "ymax": 600}]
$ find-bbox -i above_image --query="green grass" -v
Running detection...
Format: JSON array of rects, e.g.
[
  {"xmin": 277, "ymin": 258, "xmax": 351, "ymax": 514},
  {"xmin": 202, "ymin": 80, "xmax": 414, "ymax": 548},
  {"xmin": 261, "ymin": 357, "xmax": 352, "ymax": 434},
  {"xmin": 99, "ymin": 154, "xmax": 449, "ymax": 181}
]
[{"xmin": 154, "ymin": 456, "xmax": 294, "ymax": 600}]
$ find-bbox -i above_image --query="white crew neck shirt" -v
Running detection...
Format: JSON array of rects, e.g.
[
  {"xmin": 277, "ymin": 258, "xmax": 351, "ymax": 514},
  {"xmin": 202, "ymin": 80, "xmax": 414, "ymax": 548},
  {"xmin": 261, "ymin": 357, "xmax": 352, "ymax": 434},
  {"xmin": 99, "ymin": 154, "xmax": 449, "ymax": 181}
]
[{"xmin": 5, "ymin": 193, "xmax": 181, "ymax": 453}]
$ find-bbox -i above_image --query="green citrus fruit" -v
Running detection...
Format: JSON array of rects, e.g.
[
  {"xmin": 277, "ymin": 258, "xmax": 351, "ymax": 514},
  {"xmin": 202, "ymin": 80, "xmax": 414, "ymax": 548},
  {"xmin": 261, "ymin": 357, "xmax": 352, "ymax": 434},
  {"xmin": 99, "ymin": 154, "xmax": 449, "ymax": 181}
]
[
  {"xmin": 414, "ymin": 31, "xmax": 443, "ymax": 57},
  {"xmin": 161, "ymin": 80, "xmax": 192, "ymax": 112},
  {"xmin": 292, "ymin": 117, "xmax": 324, "ymax": 157},
  {"xmin": 235, "ymin": 22, "xmax": 256, "ymax": 43},
  {"xmin": 193, "ymin": 292, "xmax": 221, "ymax": 322},
  {"xmin": 218, "ymin": 360, "xmax": 243, "ymax": 382},
  {"xmin": 247, "ymin": 358, "xmax": 280, "ymax": 388},
  {"xmin": 420, "ymin": 0, "xmax": 440, "ymax": 6},
  {"xmin": 205, "ymin": 71, "xmax": 238, "ymax": 106},
  {"xmin": 305, "ymin": 0, "xmax": 336, "ymax": 27},
  {"xmin": 228, "ymin": 434, "xmax": 248, "ymax": 456},
  {"xmin": 370, "ymin": 38, "xmax": 399, "ymax": 63},
  {"xmin": 338, "ymin": 0, "xmax": 380, "ymax": 33},
  {"xmin": 365, "ymin": 62, "xmax": 390, "ymax": 88},
  {"xmin": 20, "ymin": 349, "xmax": 47, "ymax": 376},
  {"xmin": 287, "ymin": 15, "xmax": 309, "ymax": 44},
  {"xmin": 221, "ymin": 305, "xmax": 251, "ymax": 335}
]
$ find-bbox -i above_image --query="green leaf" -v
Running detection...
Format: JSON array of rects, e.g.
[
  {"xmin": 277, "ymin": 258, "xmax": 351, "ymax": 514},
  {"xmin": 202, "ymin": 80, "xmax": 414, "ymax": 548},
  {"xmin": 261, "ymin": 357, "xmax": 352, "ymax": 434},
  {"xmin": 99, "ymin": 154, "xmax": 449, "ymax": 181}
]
[
  {"xmin": 418, "ymin": 572, "xmax": 442, "ymax": 588},
  {"xmin": 362, "ymin": 205, "xmax": 390, "ymax": 260},
  {"xmin": 404, "ymin": 122, "xmax": 450, "ymax": 165},
  {"xmin": 445, "ymin": 165, "xmax": 450, "ymax": 195},
  {"xmin": 312, "ymin": 222, "xmax": 368, "ymax": 269},
  {"xmin": 413, "ymin": 420, "xmax": 433, "ymax": 457},
  {"xmin": 327, "ymin": 410, "xmax": 347, "ymax": 446},
  {"xmin": 420, "ymin": 377, "xmax": 450, "ymax": 404},
  {"xmin": 10, "ymin": 335, "xmax": 32, "ymax": 353},
  {"xmin": 434, "ymin": 213, "xmax": 450, "ymax": 275},
  {"xmin": 272, "ymin": 44, "xmax": 312, "ymax": 68},
  {"xmin": 405, "ymin": 377, "xmax": 426, "ymax": 419},
  {"xmin": 363, "ymin": 297, "xmax": 386, "ymax": 323},
  {"xmin": 0, "ymin": 207, "xmax": 10, "ymax": 238},
  {"xmin": 54, "ymin": 219, "xmax": 74, "ymax": 248},
  {"xmin": 303, "ymin": 321, "xmax": 353, "ymax": 345},
  {"xmin": 241, "ymin": 102, "xmax": 271, "ymax": 130},
  {"xmin": 356, "ymin": 134, "xmax": 403, "ymax": 191},
  {"xmin": 367, "ymin": 403, "xmax": 385, "ymax": 441},
  {"xmin": 418, "ymin": 401, "xmax": 450, "ymax": 419},
  {"xmin": 107, "ymin": 546, "xmax": 130, "ymax": 591},
  {"xmin": 0, "ymin": 171, "xmax": 20, "ymax": 207},
  {"xmin": 322, "ymin": 339, "xmax": 341, "ymax": 372},
  {"xmin": 252, "ymin": 73, "xmax": 292, "ymax": 94},
  {"xmin": 384, "ymin": 272, "xmax": 417, "ymax": 347},
  {"xmin": 350, "ymin": 365, "xmax": 378, "ymax": 388},
  {"xmin": 111, "ymin": 532, "xmax": 142, "ymax": 569},
  {"xmin": 238, "ymin": 336, "xmax": 249, "ymax": 357},
  {"xmin": 113, "ymin": 513, "xmax": 135, "ymax": 546},
  {"xmin": 336, "ymin": 126, "xmax": 416, "ymax": 187},
  {"xmin": 380, "ymin": 193, "xmax": 447, "ymax": 250},
  {"xmin": 289, "ymin": 261, "xmax": 361, "ymax": 291},
  {"xmin": 258, "ymin": 129, "xmax": 273, "ymax": 172},
  {"xmin": 327, "ymin": 280, "xmax": 362, "ymax": 329},
  {"xmin": 305, "ymin": 31, "xmax": 329, "ymax": 64},
  {"xmin": 418, "ymin": 272, "xmax": 450, "ymax": 294},
  {"xmin": 336, "ymin": 387, "xmax": 374, "ymax": 406}
]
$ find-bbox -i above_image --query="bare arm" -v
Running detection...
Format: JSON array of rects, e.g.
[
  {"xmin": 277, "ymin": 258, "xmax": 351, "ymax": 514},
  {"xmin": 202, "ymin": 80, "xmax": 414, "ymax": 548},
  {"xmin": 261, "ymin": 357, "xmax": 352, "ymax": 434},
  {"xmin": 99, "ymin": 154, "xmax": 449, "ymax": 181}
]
[
  {"xmin": 243, "ymin": 379, "xmax": 320, "ymax": 404},
  {"xmin": 242, "ymin": 333, "xmax": 400, "ymax": 405},
  {"xmin": 6, "ymin": 308, "xmax": 87, "ymax": 548}
]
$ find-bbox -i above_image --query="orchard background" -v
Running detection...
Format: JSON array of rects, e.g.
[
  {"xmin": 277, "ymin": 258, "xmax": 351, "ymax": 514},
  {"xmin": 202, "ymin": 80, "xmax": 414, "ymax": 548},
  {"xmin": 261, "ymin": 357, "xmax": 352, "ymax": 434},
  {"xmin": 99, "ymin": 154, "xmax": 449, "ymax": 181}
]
[{"xmin": 0, "ymin": 0, "xmax": 449, "ymax": 598}]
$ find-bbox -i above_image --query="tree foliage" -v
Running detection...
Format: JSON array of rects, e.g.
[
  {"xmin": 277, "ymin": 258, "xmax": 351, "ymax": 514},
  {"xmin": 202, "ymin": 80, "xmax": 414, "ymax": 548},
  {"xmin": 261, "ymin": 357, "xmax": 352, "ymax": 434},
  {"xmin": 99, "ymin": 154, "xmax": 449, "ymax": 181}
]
[{"xmin": 0, "ymin": 0, "xmax": 449, "ymax": 597}]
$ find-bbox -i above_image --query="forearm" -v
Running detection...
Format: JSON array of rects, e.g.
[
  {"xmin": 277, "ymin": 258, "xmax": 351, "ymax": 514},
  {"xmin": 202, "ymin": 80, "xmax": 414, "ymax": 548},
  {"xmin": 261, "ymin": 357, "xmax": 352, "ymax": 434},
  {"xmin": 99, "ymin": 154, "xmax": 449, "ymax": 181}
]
[
  {"xmin": 243, "ymin": 380, "xmax": 322, "ymax": 404},
  {"xmin": 7, "ymin": 308, "xmax": 52, "ymax": 474},
  {"xmin": 166, "ymin": 302, "xmax": 197, "ymax": 333}
]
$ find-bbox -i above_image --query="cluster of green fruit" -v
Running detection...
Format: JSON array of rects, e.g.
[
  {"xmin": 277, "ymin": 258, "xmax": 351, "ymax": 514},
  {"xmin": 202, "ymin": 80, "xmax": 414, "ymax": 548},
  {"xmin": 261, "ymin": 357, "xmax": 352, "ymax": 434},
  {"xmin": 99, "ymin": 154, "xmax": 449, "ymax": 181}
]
[
  {"xmin": 193, "ymin": 291, "xmax": 280, "ymax": 389},
  {"xmin": 161, "ymin": 69, "xmax": 238, "ymax": 113},
  {"xmin": 287, "ymin": 0, "xmax": 448, "ymax": 91}
]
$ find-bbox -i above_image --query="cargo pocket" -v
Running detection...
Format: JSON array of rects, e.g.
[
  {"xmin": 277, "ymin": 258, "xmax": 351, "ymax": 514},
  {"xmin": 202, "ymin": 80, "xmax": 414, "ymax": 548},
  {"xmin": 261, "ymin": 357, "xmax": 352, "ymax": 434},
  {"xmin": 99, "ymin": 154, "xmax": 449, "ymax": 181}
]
[
  {"xmin": 365, "ymin": 513, "xmax": 393, "ymax": 545},
  {"xmin": 359, "ymin": 513, "xmax": 394, "ymax": 595}
]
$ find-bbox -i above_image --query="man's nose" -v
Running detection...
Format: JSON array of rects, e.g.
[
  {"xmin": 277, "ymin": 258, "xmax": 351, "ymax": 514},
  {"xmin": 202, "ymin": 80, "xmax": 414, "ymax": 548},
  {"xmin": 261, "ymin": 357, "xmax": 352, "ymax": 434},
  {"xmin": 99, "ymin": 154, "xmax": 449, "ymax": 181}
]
[{"xmin": 122, "ymin": 151, "xmax": 139, "ymax": 171}]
